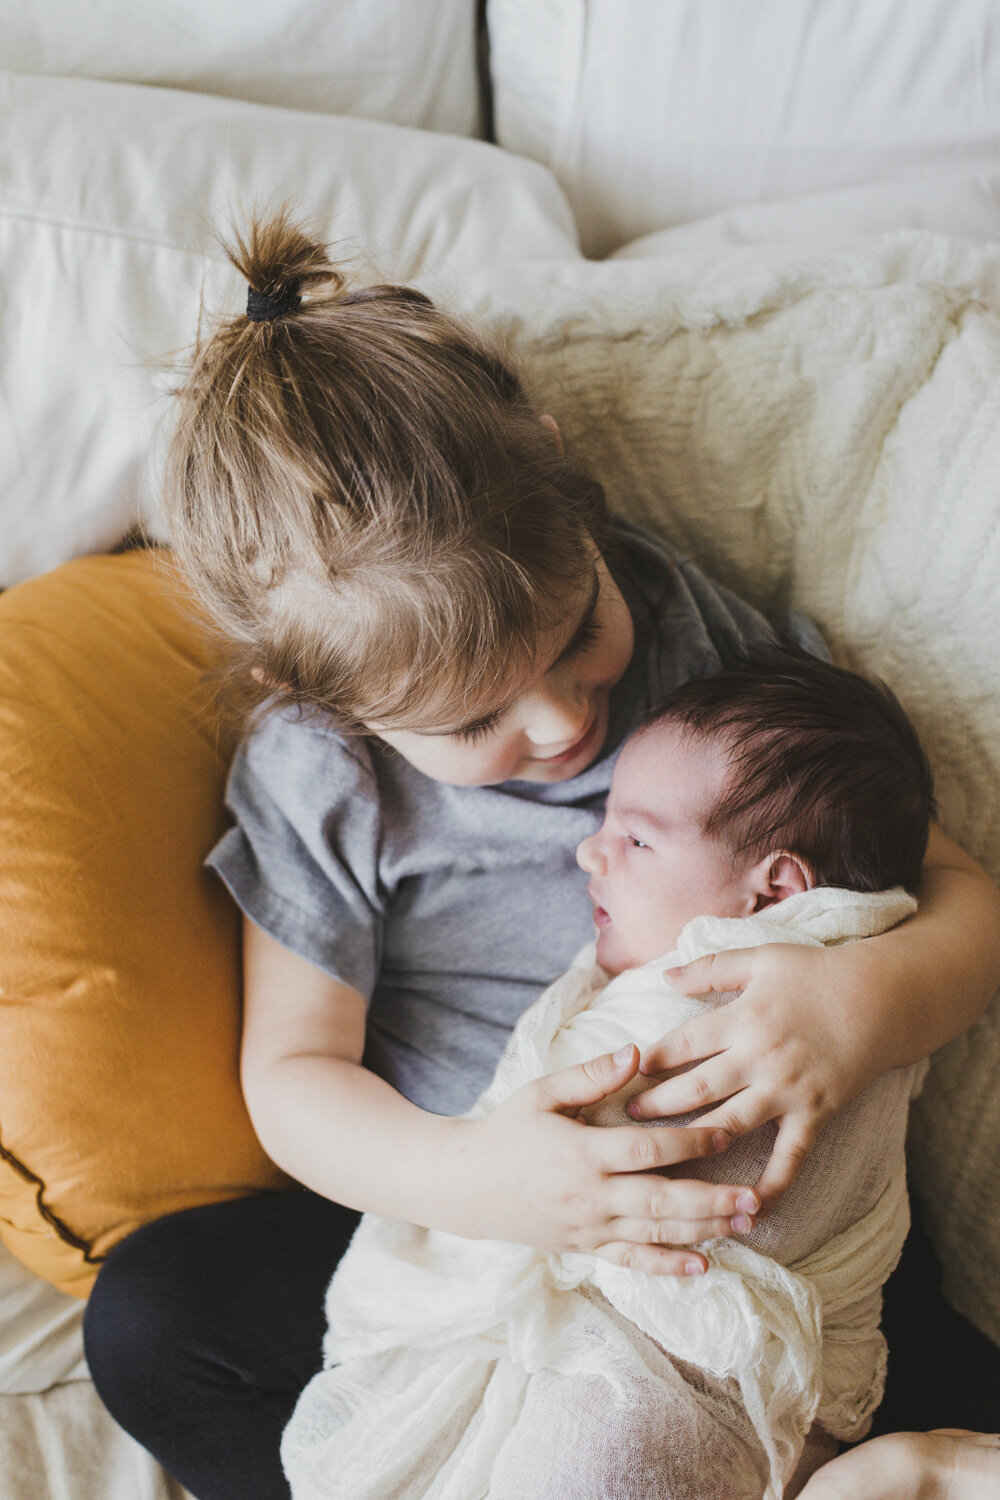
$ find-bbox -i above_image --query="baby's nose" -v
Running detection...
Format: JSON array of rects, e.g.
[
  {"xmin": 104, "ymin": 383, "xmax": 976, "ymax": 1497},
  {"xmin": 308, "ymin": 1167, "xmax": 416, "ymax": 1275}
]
[{"xmin": 576, "ymin": 833, "xmax": 602, "ymax": 872}]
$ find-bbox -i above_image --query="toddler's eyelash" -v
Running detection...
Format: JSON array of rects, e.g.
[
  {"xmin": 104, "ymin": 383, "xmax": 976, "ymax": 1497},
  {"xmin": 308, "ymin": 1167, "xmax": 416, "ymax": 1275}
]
[
  {"xmin": 454, "ymin": 611, "xmax": 601, "ymax": 746},
  {"xmin": 455, "ymin": 713, "xmax": 502, "ymax": 745},
  {"xmin": 561, "ymin": 614, "xmax": 601, "ymax": 661},
  {"xmin": 627, "ymin": 835, "xmax": 648, "ymax": 849}
]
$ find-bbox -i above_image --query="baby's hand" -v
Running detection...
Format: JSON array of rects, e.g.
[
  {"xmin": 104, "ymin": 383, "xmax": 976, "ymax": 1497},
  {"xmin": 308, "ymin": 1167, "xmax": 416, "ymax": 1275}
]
[
  {"xmin": 629, "ymin": 941, "xmax": 887, "ymax": 1210},
  {"xmin": 445, "ymin": 1044, "xmax": 759, "ymax": 1276}
]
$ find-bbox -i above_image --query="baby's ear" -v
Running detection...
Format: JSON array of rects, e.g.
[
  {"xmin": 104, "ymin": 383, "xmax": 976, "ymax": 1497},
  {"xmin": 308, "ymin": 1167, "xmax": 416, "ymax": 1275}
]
[
  {"xmin": 539, "ymin": 413, "xmax": 564, "ymax": 455},
  {"xmin": 749, "ymin": 851, "xmax": 814, "ymax": 910}
]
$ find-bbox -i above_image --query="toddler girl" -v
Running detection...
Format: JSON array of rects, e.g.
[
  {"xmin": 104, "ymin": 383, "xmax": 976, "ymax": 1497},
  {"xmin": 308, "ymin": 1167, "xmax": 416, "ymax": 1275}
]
[
  {"xmin": 281, "ymin": 649, "xmax": 933, "ymax": 1500},
  {"xmin": 82, "ymin": 213, "xmax": 1000, "ymax": 1500}
]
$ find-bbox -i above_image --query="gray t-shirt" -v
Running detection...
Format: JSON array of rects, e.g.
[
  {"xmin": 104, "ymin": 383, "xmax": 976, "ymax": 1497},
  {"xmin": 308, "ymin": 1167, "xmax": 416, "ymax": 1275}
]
[{"xmin": 208, "ymin": 521, "xmax": 777, "ymax": 1115}]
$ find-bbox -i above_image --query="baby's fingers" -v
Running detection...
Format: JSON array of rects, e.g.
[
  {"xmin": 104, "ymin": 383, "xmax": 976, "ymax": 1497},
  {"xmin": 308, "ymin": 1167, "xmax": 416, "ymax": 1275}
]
[{"xmin": 593, "ymin": 1242, "xmax": 710, "ymax": 1277}]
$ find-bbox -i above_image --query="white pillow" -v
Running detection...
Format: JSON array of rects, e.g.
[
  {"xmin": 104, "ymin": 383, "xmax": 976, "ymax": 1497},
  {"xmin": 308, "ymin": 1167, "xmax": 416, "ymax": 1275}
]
[
  {"xmin": 0, "ymin": 0, "xmax": 481, "ymax": 137},
  {"xmin": 0, "ymin": 71, "xmax": 579, "ymax": 587},
  {"xmin": 488, "ymin": 0, "xmax": 1000, "ymax": 256}
]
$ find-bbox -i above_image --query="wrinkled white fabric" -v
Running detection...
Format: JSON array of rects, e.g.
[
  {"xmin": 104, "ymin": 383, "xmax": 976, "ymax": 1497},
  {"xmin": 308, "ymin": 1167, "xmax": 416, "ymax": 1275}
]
[{"xmin": 282, "ymin": 887, "xmax": 917, "ymax": 1500}]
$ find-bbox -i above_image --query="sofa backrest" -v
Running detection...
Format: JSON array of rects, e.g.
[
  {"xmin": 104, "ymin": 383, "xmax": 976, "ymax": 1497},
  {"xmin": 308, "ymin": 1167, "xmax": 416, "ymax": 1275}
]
[
  {"xmin": 0, "ymin": 0, "xmax": 482, "ymax": 136},
  {"xmin": 488, "ymin": 0, "xmax": 1000, "ymax": 256}
]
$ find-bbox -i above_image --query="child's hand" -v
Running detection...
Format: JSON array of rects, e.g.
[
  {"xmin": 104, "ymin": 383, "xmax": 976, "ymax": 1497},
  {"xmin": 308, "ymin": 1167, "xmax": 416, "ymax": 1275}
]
[
  {"xmin": 629, "ymin": 940, "xmax": 888, "ymax": 1211},
  {"xmin": 445, "ymin": 1044, "xmax": 760, "ymax": 1276},
  {"xmin": 794, "ymin": 1430, "xmax": 1000, "ymax": 1500}
]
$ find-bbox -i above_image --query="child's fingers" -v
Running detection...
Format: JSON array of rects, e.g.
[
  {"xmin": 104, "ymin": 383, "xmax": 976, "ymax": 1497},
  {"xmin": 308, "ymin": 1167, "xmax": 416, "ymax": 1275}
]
[
  {"xmin": 670, "ymin": 1086, "xmax": 769, "ymax": 1143},
  {"xmin": 590, "ymin": 1120, "xmax": 732, "ymax": 1169},
  {"xmin": 627, "ymin": 1056, "xmax": 747, "ymax": 1121},
  {"xmin": 532, "ymin": 1045, "xmax": 641, "ymax": 1113},
  {"xmin": 592, "ymin": 1242, "xmax": 710, "ymax": 1278},
  {"xmin": 752, "ymin": 1114, "xmax": 820, "ymax": 1209},
  {"xmin": 605, "ymin": 1173, "xmax": 757, "ymax": 1225},
  {"xmin": 606, "ymin": 1212, "xmax": 746, "ymax": 1246},
  {"xmin": 638, "ymin": 1007, "xmax": 729, "ymax": 1077},
  {"xmin": 660, "ymin": 949, "xmax": 757, "ymax": 1001}
]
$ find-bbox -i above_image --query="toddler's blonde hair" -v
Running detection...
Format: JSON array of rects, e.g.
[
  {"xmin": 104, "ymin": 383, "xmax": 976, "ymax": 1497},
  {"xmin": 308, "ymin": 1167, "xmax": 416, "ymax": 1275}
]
[{"xmin": 164, "ymin": 211, "xmax": 610, "ymax": 733}]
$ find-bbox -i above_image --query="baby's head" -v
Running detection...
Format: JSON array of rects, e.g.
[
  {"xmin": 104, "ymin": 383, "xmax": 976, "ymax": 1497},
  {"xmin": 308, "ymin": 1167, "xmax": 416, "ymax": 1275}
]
[{"xmin": 577, "ymin": 648, "xmax": 935, "ymax": 975}]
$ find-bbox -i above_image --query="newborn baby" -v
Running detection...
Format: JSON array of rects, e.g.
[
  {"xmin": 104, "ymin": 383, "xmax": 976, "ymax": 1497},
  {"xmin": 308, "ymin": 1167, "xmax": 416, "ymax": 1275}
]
[{"xmin": 282, "ymin": 648, "xmax": 935, "ymax": 1500}]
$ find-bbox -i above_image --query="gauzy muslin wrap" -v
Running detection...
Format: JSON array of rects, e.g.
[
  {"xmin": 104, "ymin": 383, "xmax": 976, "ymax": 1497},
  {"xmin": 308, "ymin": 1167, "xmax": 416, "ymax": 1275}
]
[{"xmin": 282, "ymin": 887, "xmax": 918, "ymax": 1500}]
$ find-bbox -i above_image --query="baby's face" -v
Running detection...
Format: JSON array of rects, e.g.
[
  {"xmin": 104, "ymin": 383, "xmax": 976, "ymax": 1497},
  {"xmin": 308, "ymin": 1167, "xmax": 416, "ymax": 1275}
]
[{"xmin": 577, "ymin": 721, "xmax": 756, "ymax": 975}]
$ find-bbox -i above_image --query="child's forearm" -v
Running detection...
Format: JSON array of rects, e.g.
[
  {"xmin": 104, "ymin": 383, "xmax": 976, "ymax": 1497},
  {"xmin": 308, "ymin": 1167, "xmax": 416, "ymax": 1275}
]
[
  {"xmin": 244, "ymin": 1045, "xmax": 754, "ymax": 1262},
  {"xmin": 244, "ymin": 1051, "xmax": 467, "ymax": 1229},
  {"xmin": 862, "ymin": 822, "xmax": 1000, "ymax": 1069},
  {"xmin": 240, "ymin": 918, "xmax": 751, "ymax": 1261}
]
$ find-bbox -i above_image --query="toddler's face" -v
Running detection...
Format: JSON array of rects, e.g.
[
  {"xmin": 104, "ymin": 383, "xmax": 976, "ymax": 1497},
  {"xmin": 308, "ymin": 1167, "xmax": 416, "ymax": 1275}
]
[
  {"xmin": 577, "ymin": 721, "xmax": 759, "ymax": 975},
  {"xmin": 370, "ymin": 555, "xmax": 634, "ymax": 786}
]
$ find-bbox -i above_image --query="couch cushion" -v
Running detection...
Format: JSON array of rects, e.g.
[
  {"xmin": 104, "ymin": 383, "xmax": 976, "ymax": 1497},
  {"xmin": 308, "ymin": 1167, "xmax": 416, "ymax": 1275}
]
[
  {"xmin": 0, "ymin": 0, "xmax": 481, "ymax": 136},
  {"xmin": 488, "ymin": 0, "xmax": 1000, "ymax": 257},
  {"xmin": 608, "ymin": 165, "xmax": 1000, "ymax": 264},
  {"xmin": 0, "ymin": 548, "xmax": 289, "ymax": 1297},
  {"xmin": 0, "ymin": 70, "xmax": 579, "ymax": 588}
]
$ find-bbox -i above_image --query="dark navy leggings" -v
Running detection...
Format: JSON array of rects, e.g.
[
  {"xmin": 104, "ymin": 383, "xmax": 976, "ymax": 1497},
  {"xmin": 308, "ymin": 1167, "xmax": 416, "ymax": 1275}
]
[
  {"xmin": 83, "ymin": 1189, "xmax": 360, "ymax": 1500},
  {"xmin": 83, "ymin": 1189, "xmax": 999, "ymax": 1500}
]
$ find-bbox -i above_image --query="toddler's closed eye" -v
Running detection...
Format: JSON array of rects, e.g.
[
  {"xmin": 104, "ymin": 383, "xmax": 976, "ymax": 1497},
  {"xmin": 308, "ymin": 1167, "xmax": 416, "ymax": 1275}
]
[{"xmin": 455, "ymin": 711, "xmax": 503, "ymax": 745}]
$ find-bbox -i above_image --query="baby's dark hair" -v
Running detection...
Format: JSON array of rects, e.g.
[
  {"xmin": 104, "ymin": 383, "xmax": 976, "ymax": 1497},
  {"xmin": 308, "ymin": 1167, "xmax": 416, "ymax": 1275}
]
[{"xmin": 643, "ymin": 645, "xmax": 935, "ymax": 893}]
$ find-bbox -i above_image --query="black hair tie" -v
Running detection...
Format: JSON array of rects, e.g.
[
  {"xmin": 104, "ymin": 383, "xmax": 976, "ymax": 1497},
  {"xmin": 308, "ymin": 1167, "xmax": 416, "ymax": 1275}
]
[{"xmin": 246, "ymin": 283, "xmax": 301, "ymax": 322}]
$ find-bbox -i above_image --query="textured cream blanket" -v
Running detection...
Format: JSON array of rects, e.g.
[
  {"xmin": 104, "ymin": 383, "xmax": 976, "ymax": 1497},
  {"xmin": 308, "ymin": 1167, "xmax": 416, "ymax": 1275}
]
[
  {"xmin": 447, "ymin": 232, "xmax": 1000, "ymax": 1344},
  {"xmin": 282, "ymin": 887, "xmax": 917, "ymax": 1500}
]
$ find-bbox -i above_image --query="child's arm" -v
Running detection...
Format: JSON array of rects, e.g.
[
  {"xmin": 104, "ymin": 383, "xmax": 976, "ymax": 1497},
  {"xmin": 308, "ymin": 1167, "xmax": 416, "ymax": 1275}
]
[
  {"xmin": 240, "ymin": 917, "xmax": 759, "ymax": 1276},
  {"xmin": 795, "ymin": 1429, "xmax": 1000, "ymax": 1499},
  {"xmin": 629, "ymin": 823, "xmax": 1000, "ymax": 1208}
]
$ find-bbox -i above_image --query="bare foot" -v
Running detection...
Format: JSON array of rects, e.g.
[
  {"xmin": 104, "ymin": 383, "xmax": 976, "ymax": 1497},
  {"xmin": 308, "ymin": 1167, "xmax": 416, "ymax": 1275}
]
[{"xmin": 795, "ymin": 1429, "xmax": 1000, "ymax": 1500}]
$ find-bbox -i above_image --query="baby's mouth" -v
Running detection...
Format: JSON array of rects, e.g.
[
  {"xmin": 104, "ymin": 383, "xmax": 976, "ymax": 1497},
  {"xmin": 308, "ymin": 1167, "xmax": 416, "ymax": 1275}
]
[{"xmin": 587, "ymin": 886, "xmax": 612, "ymax": 927}]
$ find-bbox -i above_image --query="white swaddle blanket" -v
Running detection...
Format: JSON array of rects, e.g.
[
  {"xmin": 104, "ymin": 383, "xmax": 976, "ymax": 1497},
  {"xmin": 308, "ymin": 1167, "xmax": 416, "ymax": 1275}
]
[{"xmin": 282, "ymin": 886, "xmax": 918, "ymax": 1500}]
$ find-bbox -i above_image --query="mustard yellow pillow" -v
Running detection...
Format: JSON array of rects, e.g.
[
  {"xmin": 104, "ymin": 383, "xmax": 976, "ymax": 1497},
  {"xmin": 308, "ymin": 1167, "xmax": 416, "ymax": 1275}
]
[{"xmin": 0, "ymin": 549, "xmax": 290, "ymax": 1296}]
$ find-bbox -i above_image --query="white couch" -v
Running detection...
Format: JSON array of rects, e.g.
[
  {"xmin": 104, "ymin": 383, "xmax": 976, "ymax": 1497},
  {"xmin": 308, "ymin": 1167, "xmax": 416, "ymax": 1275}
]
[{"xmin": 2, "ymin": 3, "xmax": 999, "ymax": 1495}]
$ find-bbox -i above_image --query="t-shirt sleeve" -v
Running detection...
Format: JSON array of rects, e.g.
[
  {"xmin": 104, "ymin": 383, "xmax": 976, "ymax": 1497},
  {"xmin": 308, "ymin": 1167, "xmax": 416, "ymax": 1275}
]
[
  {"xmin": 670, "ymin": 552, "xmax": 831, "ymax": 666},
  {"xmin": 784, "ymin": 607, "xmax": 832, "ymax": 662},
  {"xmin": 671, "ymin": 554, "xmax": 780, "ymax": 665},
  {"xmin": 206, "ymin": 711, "xmax": 383, "ymax": 999}
]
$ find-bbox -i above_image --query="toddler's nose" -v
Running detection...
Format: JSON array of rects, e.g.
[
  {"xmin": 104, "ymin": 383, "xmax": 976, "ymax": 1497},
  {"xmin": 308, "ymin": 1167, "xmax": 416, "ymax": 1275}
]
[{"xmin": 523, "ymin": 682, "xmax": 589, "ymax": 749}]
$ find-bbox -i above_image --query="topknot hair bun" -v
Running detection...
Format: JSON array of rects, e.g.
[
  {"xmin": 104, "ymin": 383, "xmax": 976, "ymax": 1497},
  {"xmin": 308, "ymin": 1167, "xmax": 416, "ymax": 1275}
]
[
  {"xmin": 245, "ymin": 283, "xmax": 302, "ymax": 322},
  {"xmin": 227, "ymin": 208, "xmax": 346, "ymax": 321}
]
